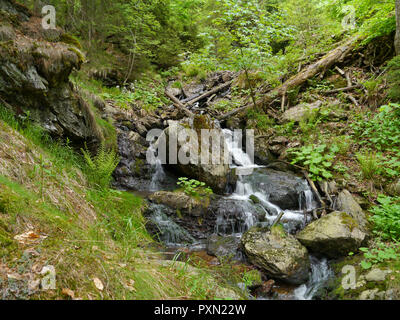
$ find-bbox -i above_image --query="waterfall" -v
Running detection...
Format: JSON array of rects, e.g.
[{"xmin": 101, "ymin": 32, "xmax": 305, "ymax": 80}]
[
  {"xmin": 292, "ymin": 256, "xmax": 333, "ymax": 300},
  {"xmin": 148, "ymin": 143, "xmax": 166, "ymax": 191}
]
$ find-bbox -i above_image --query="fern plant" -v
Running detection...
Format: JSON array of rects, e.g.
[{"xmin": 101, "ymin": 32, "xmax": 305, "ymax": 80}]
[{"xmin": 81, "ymin": 143, "xmax": 120, "ymax": 189}]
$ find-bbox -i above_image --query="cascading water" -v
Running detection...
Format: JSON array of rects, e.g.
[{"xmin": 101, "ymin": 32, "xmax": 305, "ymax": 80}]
[
  {"xmin": 144, "ymin": 125, "xmax": 332, "ymax": 300},
  {"xmin": 220, "ymin": 128, "xmax": 333, "ymax": 300}
]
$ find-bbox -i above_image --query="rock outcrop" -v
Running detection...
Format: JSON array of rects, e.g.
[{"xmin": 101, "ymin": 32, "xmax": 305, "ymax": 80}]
[
  {"xmin": 297, "ymin": 211, "xmax": 367, "ymax": 258},
  {"xmin": 0, "ymin": 0, "xmax": 101, "ymax": 147},
  {"xmin": 241, "ymin": 226, "xmax": 310, "ymax": 284}
]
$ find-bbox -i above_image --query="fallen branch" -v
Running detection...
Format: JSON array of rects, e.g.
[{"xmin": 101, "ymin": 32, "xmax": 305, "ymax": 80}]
[
  {"xmin": 272, "ymin": 212, "xmax": 285, "ymax": 227},
  {"xmin": 186, "ymin": 81, "xmax": 233, "ymax": 106},
  {"xmin": 164, "ymin": 90, "xmax": 194, "ymax": 117},
  {"xmin": 322, "ymin": 84, "xmax": 362, "ymax": 94}
]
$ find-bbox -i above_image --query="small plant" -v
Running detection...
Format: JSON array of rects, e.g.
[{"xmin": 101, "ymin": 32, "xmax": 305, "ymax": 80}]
[
  {"xmin": 290, "ymin": 144, "xmax": 338, "ymax": 181},
  {"xmin": 81, "ymin": 142, "xmax": 120, "ymax": 190},
  {"xmin": 352, "ymin": 103, "xmax": 400, "ymax": 152},
  {"xmin": 177, "ymin": 177, "xmax": 213, "ymax": 197},
  {"xmin": 369, "ymin": 195, "xmax": 400, "ymax": 241},
  {"xmin": 356, "ymin": 151, "xmax": 381, "ymax": 180},
  {"xmin": 359, "ymin": 241, "xmax": 400, "ymax": 270}
]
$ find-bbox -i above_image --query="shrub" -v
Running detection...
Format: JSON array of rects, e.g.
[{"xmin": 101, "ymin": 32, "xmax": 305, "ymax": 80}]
[
  {"xmin": 81, "ymin": 142, "xmax": 120, "ymax": 189},
  {"xmin": 369, "ymin": 195, "xmax": 400, "ymax": 241},
  {"xmin": 177, "ymin": 177, "xmax": 213, "ymax": 197},
  {"xmin": 290, "ymin": 144, "xmax": 338, "ymax": 181}
]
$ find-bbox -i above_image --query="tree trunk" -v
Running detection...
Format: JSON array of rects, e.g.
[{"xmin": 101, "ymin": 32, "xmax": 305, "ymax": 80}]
[
  {"xmin": 256, "ymin": 36, "xmax": 360, "ymax": 109},
  {"xmin": 395, "ymin": 0, "xmax": 400, "ymax": 55}
]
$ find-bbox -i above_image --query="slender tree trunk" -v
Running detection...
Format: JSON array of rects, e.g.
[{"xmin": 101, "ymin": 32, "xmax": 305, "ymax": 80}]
[{"xmin": 396, "ymin": 0, "xmax": 400, "ymax": 55}]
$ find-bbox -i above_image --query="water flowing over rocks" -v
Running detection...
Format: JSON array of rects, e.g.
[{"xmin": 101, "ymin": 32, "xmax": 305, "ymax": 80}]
[
  {"xmin": 239, "ymin": 168, "xmax": 311, "ymax": 210},
  {"xmin": 241, "ymin": 226, "xmax": 310, "ymax": 285},
  {"xmin": 297, "ymin": 211, "xmax": 367, "ymax": 258}
]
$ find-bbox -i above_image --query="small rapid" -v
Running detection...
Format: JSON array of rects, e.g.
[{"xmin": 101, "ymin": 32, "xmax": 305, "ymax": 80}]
[{"xmin": 144, "ymin": 127, "xmax": 333, "ymax": 300}]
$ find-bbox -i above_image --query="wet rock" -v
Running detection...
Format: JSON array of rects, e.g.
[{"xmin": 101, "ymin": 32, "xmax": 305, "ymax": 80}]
[
  {"xmin": 365, "ymin": 269, "xmax": 392, "ymax": 282},
  {"xmin": 282, "ymin": 101, "xmax": 322, "ymax": 123},
  {"xmin": 149, "ymin": 191, "xmax": 209, "ymax": 217},
  {"xmin": 240, "ymin": 168, "xmax": 309, "ymax": 210},
  {"xmin": 241, "ymin": 226, "xmax": 310, "ymax": 285},
  {"xmin": 206, "ymin": 234, "xmax": 240, "ymax": 257},
  {"xmin": 336, "ymin": 190, "xmax": 369, "ymax": 233},
  {"xmin": 297, "ymin": 211, "xmax": 367, "ymax": 258},
  {"xmin": 208, "ymin": 198, "xmax": 265, "ymax": 235}
]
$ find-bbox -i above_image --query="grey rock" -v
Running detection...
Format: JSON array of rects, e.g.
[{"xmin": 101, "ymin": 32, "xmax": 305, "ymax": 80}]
[
  {"xmin": 241, "ymin": 226, "xmax": 310, "ymax": 284},
  {"xmin": 297, "ymin": 211, "xmax": 367, "ymax": 258}
]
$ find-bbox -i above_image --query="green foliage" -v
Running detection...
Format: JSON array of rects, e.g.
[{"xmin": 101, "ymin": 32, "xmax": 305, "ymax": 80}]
[
  {"xmin": 328, "ymin": 0, "xmax": 395, "ymax": 43},
  {"xmin": 81, "ymin": 143, "xmax": 120, "ymax": 190},
  {"xmin": 290, "ymin": 144, "xmax": 339, "ymax": 181},
  {"xmin": 246, "ymin": 109, "xmax": 275, "ymax": 130},
  {"xmin": 387, "ymin": 56, "xmax": 400, "ymax": 103},
  {"xmin": 369, "ymin": 195, "xmax": 400, "ymax": 241},
  {"xmin": 356, "ymin": 151, "xmax": 381, "ymax": 180},
  {"xmin": 359, "ymin": 241, "xmax": 400, "ymax": 270},
  {"xmin": 352, "ymin": 104, "xmax": 400, "ymax": 152},
  {"xmin": 177, "ymin": 177, "xmax": 213, "ymax": 197}
]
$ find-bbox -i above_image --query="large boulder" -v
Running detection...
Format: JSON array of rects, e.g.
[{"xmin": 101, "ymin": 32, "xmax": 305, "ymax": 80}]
[
  {"xmin": 240, "ymin": 168, "xmax": 309, "ymax": 210},
  {"xmin": 0, "ymin": 1, "xmax": 101, "ymax": 147},
  {"xmin": 297, "ymin": 211, "xmax": 367, "ymax": 258},
  {"xmin": 336, "ymin": 190, "xmax": 369, "ymax": 233},
  {"xmin": 160, "ymin": 116, "xmax": 237, "ymax": 193},
  {"xmin": 149, "ymin": 191, "xmax": 209, "ymax": 216},
  {"xmin": 241, "ymin": 226, "xmax": 310, "ymax": 284}
]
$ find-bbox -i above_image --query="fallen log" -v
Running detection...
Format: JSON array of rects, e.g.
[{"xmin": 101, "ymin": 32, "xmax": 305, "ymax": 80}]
[
  {"xmin": 256, "ymin": 36, "xmax": 361, "ymax": 109},
  {"xmin": 164, "ymin": 90, "xmax": 194, "ymax": 117},
  {"xmin": 185, "ymin": 80, "xmax": 233, "ymax": 106},
  {"xmin": 218, "ymin": 36, "xmax": 362, "ymax": 119}
]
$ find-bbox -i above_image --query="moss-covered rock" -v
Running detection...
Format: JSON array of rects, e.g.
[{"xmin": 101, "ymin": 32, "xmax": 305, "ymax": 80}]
[
  {"xmin": 241, "ymin": 226, "xmax": 310, "ymax": 284},
  {"xmin": 297, "ymin": 211, "xmax": 367, "ymax": 258}
]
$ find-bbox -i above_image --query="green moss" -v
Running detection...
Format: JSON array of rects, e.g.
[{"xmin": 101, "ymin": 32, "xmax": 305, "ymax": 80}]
[
  {"xmin": 60, "ymin": 33, "xmax": 82, "ymax": 49},
  {"xmin": 68, "ymin": 47, "xmax": 85, "ymax": 64},
  {"xmin": 340, "ymin": 212, "xmax": 358, "ymax": 231}
]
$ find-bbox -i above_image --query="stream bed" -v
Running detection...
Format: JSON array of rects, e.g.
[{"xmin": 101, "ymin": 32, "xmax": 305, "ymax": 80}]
[{"xmin": 129, "ymin": 127, "xmax": 335, "ymax": 300}]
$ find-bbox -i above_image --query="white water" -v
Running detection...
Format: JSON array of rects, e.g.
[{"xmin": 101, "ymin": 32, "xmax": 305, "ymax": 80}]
[
  {"xmin": 147, "ymin": 127, "xmax": 332, "ymax": 300},
  {"xmin": 292, "ymin": 257, "xmax": 333, "ymax": 300}
]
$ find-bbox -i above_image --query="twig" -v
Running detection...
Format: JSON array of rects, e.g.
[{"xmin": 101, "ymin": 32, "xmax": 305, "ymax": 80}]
[{"xmin": 272, "ymin": 212, "xmax": 285, "ymax": 227}]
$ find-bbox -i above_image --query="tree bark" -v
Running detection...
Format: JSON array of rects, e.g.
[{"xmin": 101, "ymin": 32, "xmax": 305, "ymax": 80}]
[
  {"xmin": 395, "ymin": 0, "xmax": 400, "ymax": 55},
  {"xmin": 256, "ymin": 36, "xmax": 360, "ymax": 109}
]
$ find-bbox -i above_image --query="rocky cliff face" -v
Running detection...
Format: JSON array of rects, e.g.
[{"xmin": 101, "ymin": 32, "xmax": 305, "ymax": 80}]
[{"xmin": 0, "ymin": 0, "xmax": 101, "ymax": 148}]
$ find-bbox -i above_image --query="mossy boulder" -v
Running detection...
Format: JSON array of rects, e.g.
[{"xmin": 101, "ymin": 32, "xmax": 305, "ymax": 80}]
[
  {"xmin": 241, "ymin": 226, "xmax": 310, "ymax": 285},
  {"xmin": 297, "ymin": 211, "xmax": 367, "ymax": 258},
  {"xmin": 0, "ymin": 0, "xmax": 101, "ymax": 148},
  {"xmin": 149, "ymin": 191, "xmax": 209, "ymax": 217},
  {"xmin": 336, "ymin": 190, "xmax": 369, "ymax": 234},
  {"xmin": 161, "ymin": 117, "xmax": 237, "ymax": 194}
]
